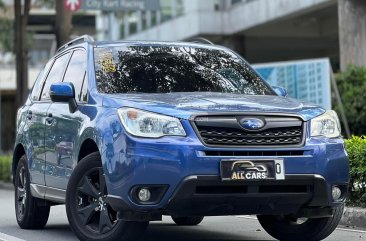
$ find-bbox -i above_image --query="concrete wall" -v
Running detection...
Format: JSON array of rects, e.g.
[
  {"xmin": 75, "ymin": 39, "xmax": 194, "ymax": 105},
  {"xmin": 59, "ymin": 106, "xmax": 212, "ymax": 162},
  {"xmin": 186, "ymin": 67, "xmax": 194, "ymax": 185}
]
[
  {"xmin": 338, "ymin": 0, "xmax": 366, "ymax": 70},
  {"xmin": 124, "ymin": 0, "xmax": 333, "ymax": 40}
]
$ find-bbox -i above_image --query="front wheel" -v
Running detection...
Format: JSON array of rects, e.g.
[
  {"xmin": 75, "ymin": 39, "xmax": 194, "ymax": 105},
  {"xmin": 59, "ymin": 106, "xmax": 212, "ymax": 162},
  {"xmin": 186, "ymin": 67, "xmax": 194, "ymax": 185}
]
[
  {"xmin": 66, "ymin": 152, "xmax": 148, "ymax": 241},
  {"xmin": 257, "ymin": 205, "xmax": 344, "ymax": 241},
  {"xmin": 171, "ymin": 216, "xmax": 204, "ymax": 226}
]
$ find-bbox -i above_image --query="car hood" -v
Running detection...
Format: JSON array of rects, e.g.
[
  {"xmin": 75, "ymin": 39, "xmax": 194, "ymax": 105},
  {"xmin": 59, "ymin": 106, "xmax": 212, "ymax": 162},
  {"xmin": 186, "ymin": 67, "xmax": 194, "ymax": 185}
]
[{"xmin": 102, "ymin": 92, "xmax": 325, "ymax": 121}]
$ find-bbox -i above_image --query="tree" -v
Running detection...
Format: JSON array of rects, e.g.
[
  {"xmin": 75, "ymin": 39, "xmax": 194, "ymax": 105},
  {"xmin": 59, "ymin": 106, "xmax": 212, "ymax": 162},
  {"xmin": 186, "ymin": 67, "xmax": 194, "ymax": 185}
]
[
  {"xmin": 334, "ymin": 65, "xmax": 366, "ymax": 135},
  {"xmin": 0, "ymin": 1, "xmax": 14, "ymax": 53},
  {"xmin": 14, "ymin": 0, "xmax": 31, "ymax": 108},
  {"xmin": 55, "ymin": 1, "xmax": 72, "ymax": 48}
]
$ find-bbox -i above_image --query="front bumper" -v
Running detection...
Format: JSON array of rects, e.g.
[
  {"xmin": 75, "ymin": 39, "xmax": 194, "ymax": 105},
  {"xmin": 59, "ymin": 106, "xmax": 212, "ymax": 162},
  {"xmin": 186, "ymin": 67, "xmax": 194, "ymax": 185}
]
[
  {"xmin": 107, "ymin": 174, "xmax": 345, "ymax": 221},
  {"xmin": 102, "ymin": 128, "xmax": 349, "ymax": 220}
]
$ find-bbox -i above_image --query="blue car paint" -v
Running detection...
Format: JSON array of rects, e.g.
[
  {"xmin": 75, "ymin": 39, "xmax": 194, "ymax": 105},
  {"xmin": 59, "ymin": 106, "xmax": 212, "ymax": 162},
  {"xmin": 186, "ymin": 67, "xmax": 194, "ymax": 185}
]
[
  {"xmin": 98, "ymin": 111, "xmax": 348, "ymax": 211},
  {"xmin": 50, "ymin": 82, "xmax": 75, "ymax": 99},
  {"xmin": 13, "ymin": 41, "xmax": 349, "ymax": 215},
  {"xmin": 100, "ymin": 92, "xmax": 325, "ymax": 121}
]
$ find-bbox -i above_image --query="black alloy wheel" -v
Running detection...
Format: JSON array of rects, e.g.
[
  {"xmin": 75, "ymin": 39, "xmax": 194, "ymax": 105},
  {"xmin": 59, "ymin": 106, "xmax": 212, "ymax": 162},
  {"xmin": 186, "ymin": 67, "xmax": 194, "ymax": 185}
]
[{"xmin": 66, "ymin": 152, "xmax": 148, "ymax": 241}]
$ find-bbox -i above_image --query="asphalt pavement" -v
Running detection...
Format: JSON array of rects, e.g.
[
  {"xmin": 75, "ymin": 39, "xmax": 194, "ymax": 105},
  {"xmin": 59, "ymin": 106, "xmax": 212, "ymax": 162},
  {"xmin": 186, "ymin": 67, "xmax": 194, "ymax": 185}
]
[{"xmin": 0, "ymin": 189, "xmax": 365, "ymax": 241}]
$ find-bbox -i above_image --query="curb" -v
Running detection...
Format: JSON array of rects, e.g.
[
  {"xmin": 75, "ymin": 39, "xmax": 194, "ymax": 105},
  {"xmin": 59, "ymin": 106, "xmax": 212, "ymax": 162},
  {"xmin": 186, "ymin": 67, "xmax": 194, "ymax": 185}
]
[
  {"xmin": 340, "ymin": 206, "xmax": 366, "ymax": 229},
  {"xmin": 0, "ymin": 181, "xmax": 13, "ymax": 191}
]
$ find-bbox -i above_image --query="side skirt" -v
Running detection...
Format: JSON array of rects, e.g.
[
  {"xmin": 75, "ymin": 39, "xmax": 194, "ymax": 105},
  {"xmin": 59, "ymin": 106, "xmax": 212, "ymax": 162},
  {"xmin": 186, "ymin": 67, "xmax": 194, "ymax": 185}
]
[{"xmin": 30, "ymin": 183, "xmax": 66, "ymax": 204}]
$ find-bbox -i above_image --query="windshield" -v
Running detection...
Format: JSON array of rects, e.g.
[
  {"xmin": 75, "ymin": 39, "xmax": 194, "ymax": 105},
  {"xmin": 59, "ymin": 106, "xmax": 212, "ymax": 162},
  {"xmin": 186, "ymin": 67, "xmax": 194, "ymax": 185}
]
[{"xmin": 94, "ymin": 44, "xmax": 275, "ymax": 95}]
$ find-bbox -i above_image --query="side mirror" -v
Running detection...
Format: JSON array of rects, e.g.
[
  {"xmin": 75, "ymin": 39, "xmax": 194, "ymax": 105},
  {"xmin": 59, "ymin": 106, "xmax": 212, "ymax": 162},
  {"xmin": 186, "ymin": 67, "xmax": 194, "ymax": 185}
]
[
  {"xmin": 272, "ymin": 86, "xmax": 287, "ymax": 97},
  {"xmin": 50, "ymin": 82, "xmax": 77, "ymax": 112}
]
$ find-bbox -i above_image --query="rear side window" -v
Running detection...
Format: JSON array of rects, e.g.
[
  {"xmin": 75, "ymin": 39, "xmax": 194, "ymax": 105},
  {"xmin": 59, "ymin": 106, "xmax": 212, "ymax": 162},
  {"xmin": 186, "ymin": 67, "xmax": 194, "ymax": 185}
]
[
  {"xmin": 40, "ymin": 52, "xmax": 71, "ymax": 100},
  {"xmin": 63, "ymin": 50, "xmax": 87, "ymax": 101},
  {"xmin": 31, "ymin": 59, "xmax": 53, "ymax": 101}
]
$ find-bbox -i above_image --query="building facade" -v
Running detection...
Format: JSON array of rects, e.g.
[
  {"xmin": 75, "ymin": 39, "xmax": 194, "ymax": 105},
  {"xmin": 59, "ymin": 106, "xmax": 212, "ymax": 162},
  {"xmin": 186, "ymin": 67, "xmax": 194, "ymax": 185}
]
[{"xmin": 97, "ymin": 0, "xmax": 340, "ymax": 67}]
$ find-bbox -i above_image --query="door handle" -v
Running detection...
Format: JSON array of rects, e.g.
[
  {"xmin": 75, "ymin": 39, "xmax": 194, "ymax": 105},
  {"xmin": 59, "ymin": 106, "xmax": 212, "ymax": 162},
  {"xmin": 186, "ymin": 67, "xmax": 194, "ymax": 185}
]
[
  {"xmin": 46, "ymin": 113, "xmax": 54, "ymax": 124},
  {"xmin": 26, "ymin": 110, "xmax": 32, "ymax": 120}
]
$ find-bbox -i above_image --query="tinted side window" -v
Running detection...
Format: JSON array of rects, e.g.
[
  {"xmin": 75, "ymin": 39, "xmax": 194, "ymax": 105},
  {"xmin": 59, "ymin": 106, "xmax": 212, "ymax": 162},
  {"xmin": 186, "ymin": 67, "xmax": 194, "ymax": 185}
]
[
  {"xmin": 63, "ymin": 50, "xmax": 87, "ymax": 101},
  {"xmin": 40, "ymin": 53, "xmax": 71, "ymax": 100},
  {"xmin": 31, "ymin": 60, "xmax": 54, "ymax": 101}
]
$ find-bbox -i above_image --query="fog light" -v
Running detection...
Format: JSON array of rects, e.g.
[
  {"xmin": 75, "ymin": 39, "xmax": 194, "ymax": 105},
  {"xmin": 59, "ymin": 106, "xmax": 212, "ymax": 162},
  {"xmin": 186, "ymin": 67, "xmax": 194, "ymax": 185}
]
[
  {"xmin": 138, "ymin": 188, "xmax": 151, "ymax": 202},
  {"xmin": 332, "ymin": 186, "xmax": 342, "ymax": 201}
]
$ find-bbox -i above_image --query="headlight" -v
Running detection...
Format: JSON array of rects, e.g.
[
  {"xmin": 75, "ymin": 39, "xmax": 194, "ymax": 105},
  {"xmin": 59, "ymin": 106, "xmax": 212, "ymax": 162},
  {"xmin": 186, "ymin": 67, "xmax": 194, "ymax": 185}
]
[
  {"xmin": 310, "ymin": 110, "xmax": 341, "ymax": 138},
  {"xmin": 117, "ymin": 108, "xmax": 186, "ymax": 138}
]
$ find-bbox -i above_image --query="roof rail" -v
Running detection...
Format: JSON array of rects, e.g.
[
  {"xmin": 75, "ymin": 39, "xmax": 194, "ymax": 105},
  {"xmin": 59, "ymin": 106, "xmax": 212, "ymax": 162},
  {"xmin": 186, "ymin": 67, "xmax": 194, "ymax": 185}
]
[
  {"xmin": 187, "ymin": 37, "xmax": 214, "ymax": 45},
  {"xmin": 56, "ymin": 35, "xmax": 94, "ymax": 53}
]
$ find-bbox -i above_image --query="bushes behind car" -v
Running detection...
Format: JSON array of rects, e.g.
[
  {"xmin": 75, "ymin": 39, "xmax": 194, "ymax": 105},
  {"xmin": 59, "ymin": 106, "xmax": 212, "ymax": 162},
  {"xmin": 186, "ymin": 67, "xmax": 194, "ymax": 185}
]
[
  {"xmin": 0, "ymin": 155, "xmax": 12, "ymax": 183},
  {"xmin": 334, "ymin": 65, "xmax": 366, "ymax": 136},
  {"xmin": 345, "ymin": 136, "xmax": 366, "ymax": 207}
]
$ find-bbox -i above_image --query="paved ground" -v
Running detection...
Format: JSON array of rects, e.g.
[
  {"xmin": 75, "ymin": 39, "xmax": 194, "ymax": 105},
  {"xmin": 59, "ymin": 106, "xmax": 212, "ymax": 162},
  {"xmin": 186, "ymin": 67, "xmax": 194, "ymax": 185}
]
[{"xmin": 0, "ymin": 189, "xmax": 365, "ymax": 241}]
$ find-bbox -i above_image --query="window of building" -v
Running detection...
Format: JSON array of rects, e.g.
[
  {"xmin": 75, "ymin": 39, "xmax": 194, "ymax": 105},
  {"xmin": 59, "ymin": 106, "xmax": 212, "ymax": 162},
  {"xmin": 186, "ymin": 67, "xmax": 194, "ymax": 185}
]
[
  {"xmin": 232, "ymin": 0, "xmax": 243, "ymax": 5},
  {"xmin": 176, "ymin": 0, "xmax": 184, "ymax": 17},
  {"xmin": 161, "ymin": 0, "xmax": 173, "ymax": 22}
]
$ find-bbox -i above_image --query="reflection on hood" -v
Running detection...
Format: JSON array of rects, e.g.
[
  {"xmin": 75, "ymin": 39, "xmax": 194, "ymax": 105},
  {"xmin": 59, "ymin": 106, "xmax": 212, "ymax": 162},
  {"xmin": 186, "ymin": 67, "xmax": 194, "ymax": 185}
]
[{"xmin": 103, "ymin": 92, "xmax": 325, "ymax": 121}]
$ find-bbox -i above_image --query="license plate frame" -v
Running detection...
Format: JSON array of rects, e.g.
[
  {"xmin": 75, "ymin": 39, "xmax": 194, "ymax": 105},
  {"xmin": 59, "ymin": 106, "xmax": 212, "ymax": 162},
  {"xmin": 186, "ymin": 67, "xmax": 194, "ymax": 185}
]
[{"xmin": 220, "ymin": 158, "xmax": 285, "ymax": 181}]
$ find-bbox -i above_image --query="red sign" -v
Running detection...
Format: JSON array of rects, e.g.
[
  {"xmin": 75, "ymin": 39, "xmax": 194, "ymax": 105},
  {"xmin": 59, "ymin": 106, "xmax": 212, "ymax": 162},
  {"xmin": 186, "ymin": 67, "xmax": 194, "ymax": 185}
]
[{"xmin": 64, "ymin": 0, "xmax": 82, "ymax": 12}]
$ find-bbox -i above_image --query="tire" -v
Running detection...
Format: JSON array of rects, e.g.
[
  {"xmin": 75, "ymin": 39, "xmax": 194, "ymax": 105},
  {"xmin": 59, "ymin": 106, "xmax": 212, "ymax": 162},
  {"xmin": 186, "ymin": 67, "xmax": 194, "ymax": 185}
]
[
  {"xmin": 66, "ymin": 152, "xmax": 148, "ymax": 241},
  {"xmin": 14, "ymin": 155, "xmax": 50, "ymax": 229},
  {"xmin": 171, "ymin": 216, "xmax": 204, "ymax": 226},
  {"xmin": 257, "ymin": 205, "xmax": 344, "ymax": 241}
]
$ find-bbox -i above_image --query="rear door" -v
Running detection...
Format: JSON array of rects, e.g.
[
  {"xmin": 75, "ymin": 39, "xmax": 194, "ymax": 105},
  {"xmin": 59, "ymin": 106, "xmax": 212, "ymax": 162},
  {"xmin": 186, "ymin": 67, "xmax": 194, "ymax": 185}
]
[{"xmin": 44, "ymin": 49, "xmax": 87, "ymax": 190}]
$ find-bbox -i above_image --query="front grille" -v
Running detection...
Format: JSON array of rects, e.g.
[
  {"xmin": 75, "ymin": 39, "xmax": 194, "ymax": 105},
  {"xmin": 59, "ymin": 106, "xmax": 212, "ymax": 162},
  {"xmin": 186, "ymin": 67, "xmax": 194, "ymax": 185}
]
[{"xmin": 194, "ymin": 115, "xmax": 304, "ymax": 146}]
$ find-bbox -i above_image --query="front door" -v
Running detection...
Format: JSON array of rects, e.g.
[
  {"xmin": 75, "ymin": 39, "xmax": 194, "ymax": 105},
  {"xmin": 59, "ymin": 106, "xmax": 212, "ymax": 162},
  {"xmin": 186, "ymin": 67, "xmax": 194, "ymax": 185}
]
[
  {"xmin": 44, "ymin": 103, "xmax": 82, "ymax": 189},
  {"xmin": 26, "ymin": 59, "xmax": 54, "ymax": 186},
  {"xmin": 44, "ymin": 49, "xmax": 87, "ymax": 190},
  {"xmin": 27, "ymin": 102, "xmax": 51, "ymax": 185}
]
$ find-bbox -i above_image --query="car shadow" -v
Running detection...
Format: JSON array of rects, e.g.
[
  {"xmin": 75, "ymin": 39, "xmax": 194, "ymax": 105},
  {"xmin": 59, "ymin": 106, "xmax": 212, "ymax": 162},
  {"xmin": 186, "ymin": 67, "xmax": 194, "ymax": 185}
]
[
  {"xmin": 140, "ymin": 222, "xmax": 274, "ymax": 241},
  {"xmin": 40, "ymin": 222, "xmax": 274, "ymax": 241}
]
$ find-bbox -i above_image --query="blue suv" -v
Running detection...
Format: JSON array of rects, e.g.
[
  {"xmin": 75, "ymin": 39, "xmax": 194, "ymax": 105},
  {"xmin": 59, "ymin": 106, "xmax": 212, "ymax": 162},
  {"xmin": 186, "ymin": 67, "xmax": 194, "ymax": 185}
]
[{"xmin": 13, "ymin": 35, "xmax": 349, "ymax": 241}]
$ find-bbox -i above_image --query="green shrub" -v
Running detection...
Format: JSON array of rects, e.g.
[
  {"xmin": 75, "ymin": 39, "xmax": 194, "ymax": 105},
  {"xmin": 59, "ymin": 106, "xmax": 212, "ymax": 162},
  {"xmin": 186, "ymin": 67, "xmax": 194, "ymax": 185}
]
[
  {"xmin": 345, "ymin": 136, "xmax": 366, "ymax": 207},
  {"xmin": 334, "ymin": 65, "xmax": 366, "ymax": 136},
  {"xmin": 0, "ymin": 155, "xmax": 12, "ymax": 183}
]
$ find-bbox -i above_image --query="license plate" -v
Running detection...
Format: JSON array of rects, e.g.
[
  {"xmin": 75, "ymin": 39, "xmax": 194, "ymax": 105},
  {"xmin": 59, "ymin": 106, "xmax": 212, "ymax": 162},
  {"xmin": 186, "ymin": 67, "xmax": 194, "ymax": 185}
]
[{"xmin": 220, "ymin": 159, "xmax": 285, "ymax": 181}]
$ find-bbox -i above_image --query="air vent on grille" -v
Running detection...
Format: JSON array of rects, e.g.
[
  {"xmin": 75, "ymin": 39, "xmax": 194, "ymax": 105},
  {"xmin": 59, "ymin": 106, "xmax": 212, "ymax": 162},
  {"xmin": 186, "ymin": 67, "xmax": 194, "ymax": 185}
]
[{"xmin": 194, "ymin": 115, "xmax": 304, "ymax": 146}]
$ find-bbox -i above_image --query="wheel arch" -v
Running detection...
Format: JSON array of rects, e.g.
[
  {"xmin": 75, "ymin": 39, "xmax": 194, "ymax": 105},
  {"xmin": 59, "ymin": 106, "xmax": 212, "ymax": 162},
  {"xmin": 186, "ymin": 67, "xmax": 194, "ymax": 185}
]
[
  {"xmin": 12, "ymin": 143, "xmax": 26, "ymax": 185},
  {"xmin": 78, "ymin": 138, "xmax": 99, "ymax": 162}
]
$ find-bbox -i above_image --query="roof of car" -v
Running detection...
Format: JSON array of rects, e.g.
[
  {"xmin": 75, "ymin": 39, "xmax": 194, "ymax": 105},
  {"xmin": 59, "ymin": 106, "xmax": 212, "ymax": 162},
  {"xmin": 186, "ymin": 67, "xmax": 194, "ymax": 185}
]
[
  {"xmin": 57, "ymin": 35, "xmax": 224, "ymax": 53},
  {"xmin": 95, "ymin": 40, "xmax": 226, "ymax": 50}
]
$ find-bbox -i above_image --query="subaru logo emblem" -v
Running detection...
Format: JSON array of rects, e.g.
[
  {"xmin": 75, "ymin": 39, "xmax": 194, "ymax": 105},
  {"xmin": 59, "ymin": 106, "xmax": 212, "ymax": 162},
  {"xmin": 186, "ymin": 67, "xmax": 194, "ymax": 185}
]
[{"xmin": 241, "ymin": 118, "xmax": 265, "ymax": 130}]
